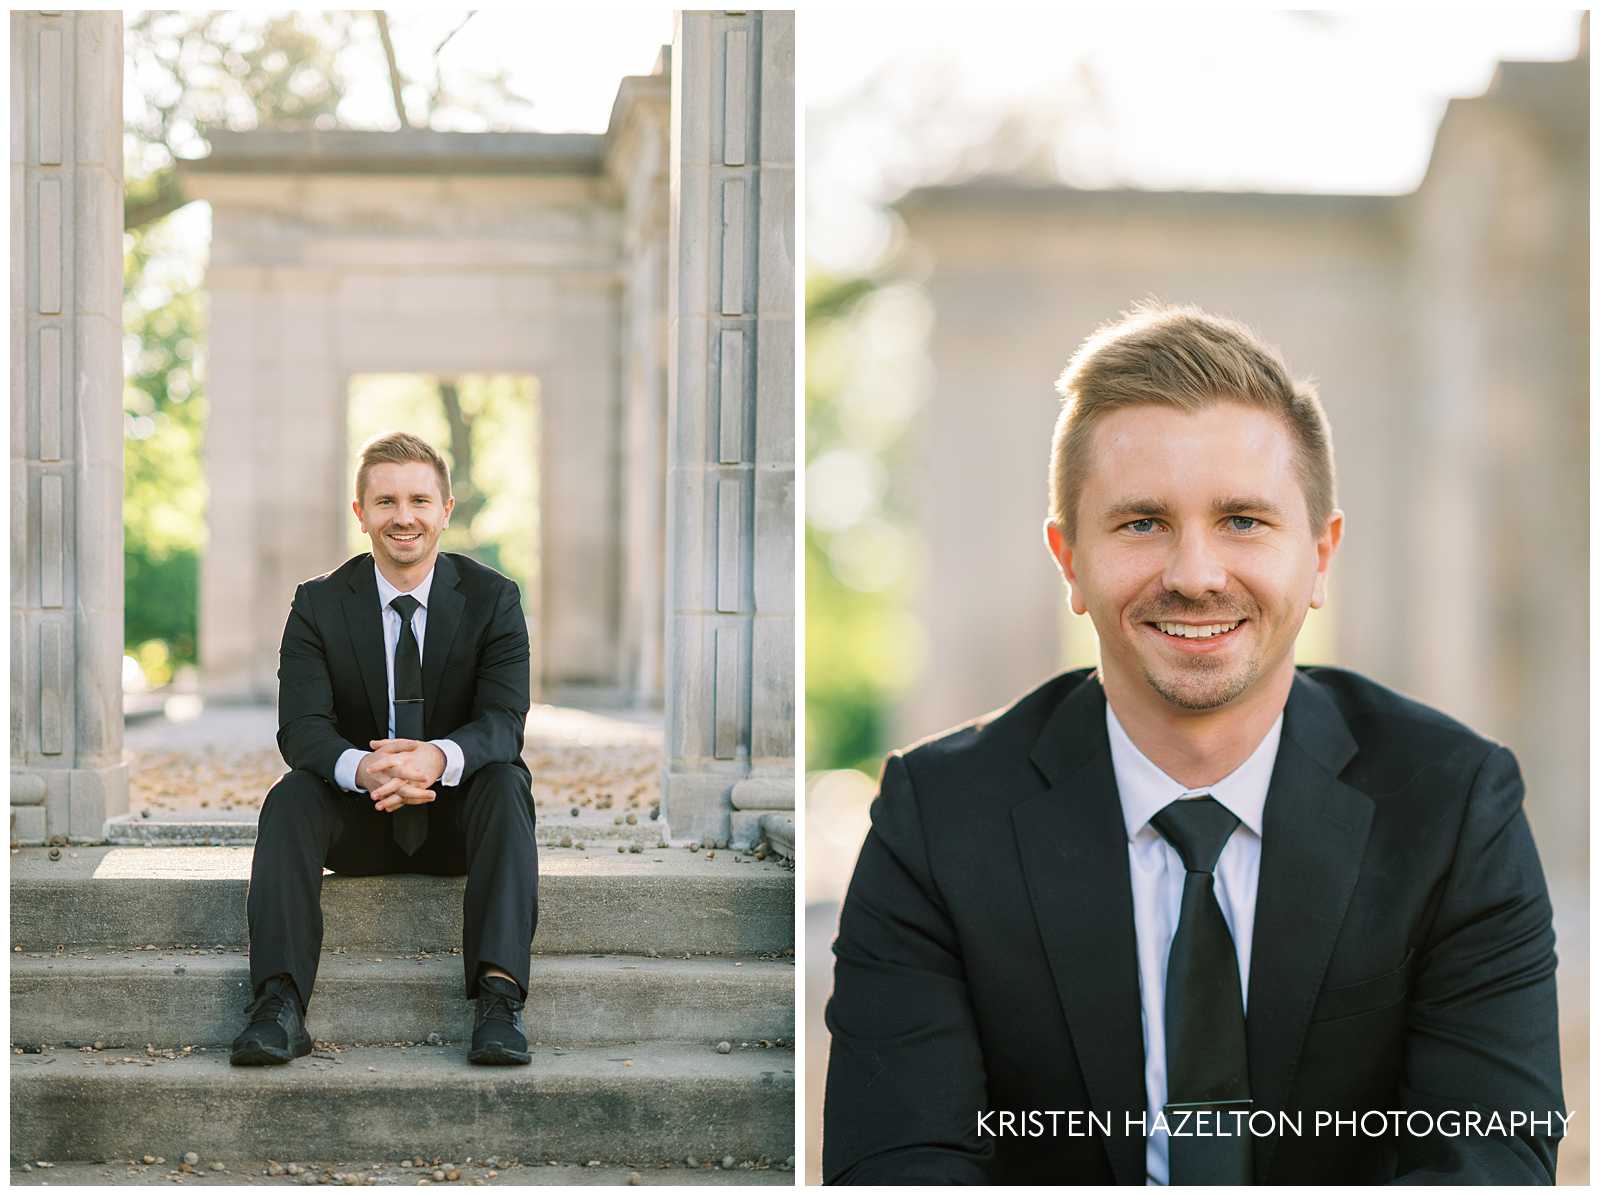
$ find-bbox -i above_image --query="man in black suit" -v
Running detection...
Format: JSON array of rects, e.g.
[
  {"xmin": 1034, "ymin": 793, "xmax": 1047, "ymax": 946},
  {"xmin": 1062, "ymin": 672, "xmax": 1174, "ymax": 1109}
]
[
  {"xmin": 231, "ymin": 431, "xmax": 538, "ymax": 1067},
  {"xmin": 822, "ymin": 305, "xmax": 1565, "ymax": 1183}
]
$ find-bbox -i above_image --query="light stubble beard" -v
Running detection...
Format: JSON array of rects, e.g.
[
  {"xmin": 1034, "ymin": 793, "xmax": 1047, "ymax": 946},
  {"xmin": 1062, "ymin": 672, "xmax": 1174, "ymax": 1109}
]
[{"xmin": 1142, "ymin": 648, "xmax": 1263, "ymax": 711}]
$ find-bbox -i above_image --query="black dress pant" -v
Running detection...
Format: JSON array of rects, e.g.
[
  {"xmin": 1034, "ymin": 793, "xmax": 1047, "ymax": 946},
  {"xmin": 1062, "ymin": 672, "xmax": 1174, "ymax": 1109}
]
[{"xmin": 246, "ymin": 761, "xmax": 539, "ymax": 1007}]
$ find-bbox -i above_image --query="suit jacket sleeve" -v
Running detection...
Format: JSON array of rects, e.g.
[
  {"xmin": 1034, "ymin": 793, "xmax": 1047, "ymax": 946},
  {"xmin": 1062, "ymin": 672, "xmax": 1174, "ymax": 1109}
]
[
  {"xmin": 440, "ymin": 576, "xmax": 530, "ymax": 783},
  {"xmin": 276, "ymin": 582, "xmax": 365, "ymax": 784},
  {"xmin": 823, "ymin": 753, "xmax": 994, "ymax": 1184},
  {"xmin": 1392, "ymin": 746, "xmax": 1565, "ymax": 1183}
]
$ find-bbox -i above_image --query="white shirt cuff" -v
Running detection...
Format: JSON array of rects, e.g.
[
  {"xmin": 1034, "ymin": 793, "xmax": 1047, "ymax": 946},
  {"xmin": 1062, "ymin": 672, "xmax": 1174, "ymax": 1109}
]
[
  {"xmin": 432, "ymin": 738, "xmax": 465, "ymax": 788},
  {"xmin": 335, "ymin": 748, "xmax": 369, "ymax": 793}
]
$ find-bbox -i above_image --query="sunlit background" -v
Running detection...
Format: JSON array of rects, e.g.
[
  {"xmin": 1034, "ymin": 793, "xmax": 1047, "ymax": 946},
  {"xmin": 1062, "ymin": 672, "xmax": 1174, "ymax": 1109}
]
[{"xmin": 804, "ymin": 10, "xmax": 1588, "ymax": 1184}]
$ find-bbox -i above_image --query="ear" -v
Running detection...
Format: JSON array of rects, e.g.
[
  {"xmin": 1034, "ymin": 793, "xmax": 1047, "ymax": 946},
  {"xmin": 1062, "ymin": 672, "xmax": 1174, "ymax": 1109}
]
[
  {"xmin": 442, "ymin": 494, "xmax": 455, "ymax": 526},
  {"xmin": 352, "ymin": 498, "xmax": 366, "ymax": 532},
  {"xmin": 1308, "ymin": 508, "xmax": 1345, "ymax": 609},
  {"xmin": 1044, "ymin": 519, "xmax": 1088, "ymax": 616}
]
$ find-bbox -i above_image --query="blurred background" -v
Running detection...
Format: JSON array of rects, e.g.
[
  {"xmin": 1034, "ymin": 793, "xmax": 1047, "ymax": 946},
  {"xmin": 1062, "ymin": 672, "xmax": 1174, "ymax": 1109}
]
[{"xmin": 804, "ymin": 11, "xmax": 1588, "ymax": 1184}]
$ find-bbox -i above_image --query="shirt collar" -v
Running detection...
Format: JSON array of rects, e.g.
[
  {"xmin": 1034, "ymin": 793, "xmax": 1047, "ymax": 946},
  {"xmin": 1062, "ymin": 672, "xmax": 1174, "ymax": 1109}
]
[
  {"xmin": 373, "ymin": 558, "xmax": 436, "ymax": 612},
  {"xmin": 1105, "ymin": 699, "xmax": 1282, "ymax": 842}
]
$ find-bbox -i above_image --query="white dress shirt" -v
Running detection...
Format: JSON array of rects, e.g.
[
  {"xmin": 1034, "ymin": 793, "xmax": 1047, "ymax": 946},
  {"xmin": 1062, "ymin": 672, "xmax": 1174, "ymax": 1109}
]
[
  {"xmin": 1105, "ymin": 700, "xmax": 1283, "ymax": 1186},
  {"xmin": 333, "ymin": 560, "xmax": 465, "ymax": 793}
]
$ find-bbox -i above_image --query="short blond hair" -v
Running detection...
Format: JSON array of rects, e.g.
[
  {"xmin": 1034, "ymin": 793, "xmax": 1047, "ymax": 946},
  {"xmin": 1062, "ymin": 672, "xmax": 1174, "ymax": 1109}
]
[
  {"xmin": 1049, "ymin": 302, "xmax": 1335, "ymax": 541},
  {"xmin": 355, "ymin": 431, "xmax": 452, "ymax": 504}
]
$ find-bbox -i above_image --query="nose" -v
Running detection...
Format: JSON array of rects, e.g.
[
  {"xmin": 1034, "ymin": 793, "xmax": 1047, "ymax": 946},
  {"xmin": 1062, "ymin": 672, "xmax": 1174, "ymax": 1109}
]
[{"xmin": 1160, "ymin": 527, "xmax": 1229, "ymax": 599}]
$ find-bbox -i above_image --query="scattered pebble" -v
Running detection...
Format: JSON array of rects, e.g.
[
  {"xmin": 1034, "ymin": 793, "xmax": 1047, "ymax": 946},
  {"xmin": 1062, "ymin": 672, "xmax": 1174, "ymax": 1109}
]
[
  {"xmin": 47, "ymin": 847, "xmax": 61, "ymax": 861},
  {"xmin": 716, "ymin": 1040, "xmax": 732, "ymax": 1054},
  {"xmin": 183, "ymin": 1152, "xmax": 199, "ymax": 1166},
  {"xmin": 625, "ymin": 813, "xmax": 637, "ymax": 825},
  {"xmin": 431, "ymin": 1169, "xmax": 446, "ymax": 1182},
  {"xmin": 627, "ymin": 1173, "xmax": 642, "ymax": 1185},
  {"xmin": 721, "ymin": 1155, "xmax": 736, "ymax": 1170}
]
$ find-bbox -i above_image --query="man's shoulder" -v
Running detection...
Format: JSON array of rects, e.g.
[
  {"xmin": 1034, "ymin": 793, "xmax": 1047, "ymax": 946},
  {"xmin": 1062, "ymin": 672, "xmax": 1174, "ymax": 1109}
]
[
  {"xmin": 294, "ymin": 552, "xmax": 520, "ymax": 600},
  {"xmin": 890, "ymin": 668, "xmax": 1097, "ymax": 791},
  {"xmin": 1295, "ymin": 664, "xmax": 1503, "ymax": 767},
  {"xmin": 440, "ymin": 551, "xmax": 520, "ymax": 596},
  {"xmin": 294, "ymin": 554, "xmax": 370, "ymax": 598}
]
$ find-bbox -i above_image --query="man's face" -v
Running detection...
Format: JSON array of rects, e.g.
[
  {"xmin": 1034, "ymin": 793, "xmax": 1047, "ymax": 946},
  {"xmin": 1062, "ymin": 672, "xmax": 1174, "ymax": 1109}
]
[
  {"xmin": 353, "ymin": 460, "xmax": 454, "ymax": 574},
  {"xmin": 1047, "ymin": 402, "xmax": 1342, "ymax": 715}
]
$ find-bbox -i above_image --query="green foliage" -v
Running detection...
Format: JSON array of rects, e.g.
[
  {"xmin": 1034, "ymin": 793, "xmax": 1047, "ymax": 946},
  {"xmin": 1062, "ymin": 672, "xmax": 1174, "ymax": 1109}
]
[
  {"xmin": 805, "ymin": 270, "xmax": 926, "ymax": 775},
  {"xmin": 123, "ymin": 222, "xmax": 207, "ymax": 676}
]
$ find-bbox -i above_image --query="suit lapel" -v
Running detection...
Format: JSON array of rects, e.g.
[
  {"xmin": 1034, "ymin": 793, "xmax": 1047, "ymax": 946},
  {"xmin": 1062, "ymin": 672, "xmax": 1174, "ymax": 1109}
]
[
  {"xmin": 1014, "ymin": 676, "xmax": 1147, "ymax": 1187},
  {"xmin": 1245, "ymin": 673, "xmax": 1371, "ymax": 1182},
  {"xmin": 340, "ymin": 556, "xmax": 389, "ymax": 736},
  {"xmin": 421, "ymin": 552, "xmax": 465, "ymax": 730}
]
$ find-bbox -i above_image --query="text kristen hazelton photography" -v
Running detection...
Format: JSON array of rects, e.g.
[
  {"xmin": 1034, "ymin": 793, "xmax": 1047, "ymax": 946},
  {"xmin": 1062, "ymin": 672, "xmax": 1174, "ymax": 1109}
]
[
  {"xmin": 12, "ymin": 8, "xmax": 795, "ymax": 1184},
  {"xmin": 805, "ymin": 9, "xmax": 1586, "ymax": 1188}
]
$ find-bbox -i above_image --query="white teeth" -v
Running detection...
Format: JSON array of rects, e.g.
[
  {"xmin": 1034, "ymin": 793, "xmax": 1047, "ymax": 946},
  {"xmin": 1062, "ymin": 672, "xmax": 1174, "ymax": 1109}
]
[{"xmin": 1156, "ymin": 621, "xmax": 1240, "ymax": 639}]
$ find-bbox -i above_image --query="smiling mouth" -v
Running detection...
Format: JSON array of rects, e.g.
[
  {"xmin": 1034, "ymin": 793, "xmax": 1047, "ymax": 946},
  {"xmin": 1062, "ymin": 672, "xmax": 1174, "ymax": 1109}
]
[
  {"xmin": 388, "ymin": 532, "xmax": 421, "ymax": 544},
  {"xmin": 1152, "ymin": 619, "xmax": 1242, "ymax": 640}
]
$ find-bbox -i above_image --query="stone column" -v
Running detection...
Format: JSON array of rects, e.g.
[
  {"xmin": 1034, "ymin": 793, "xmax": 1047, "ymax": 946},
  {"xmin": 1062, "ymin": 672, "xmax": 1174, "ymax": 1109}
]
[
  {"xmin": 664, "ymin": 11, "xmax": 795, "ymax": 847},
  {"xmin": 606, "ymin": 71, "xmax": 672, "ymax": 709},
  {"xmin": 10, "ymin": 10, "xmax": 127, "ymax": 843},
  {"xmin": 199, "ymin": 265, "xmax": 346, "ymax": 700}
]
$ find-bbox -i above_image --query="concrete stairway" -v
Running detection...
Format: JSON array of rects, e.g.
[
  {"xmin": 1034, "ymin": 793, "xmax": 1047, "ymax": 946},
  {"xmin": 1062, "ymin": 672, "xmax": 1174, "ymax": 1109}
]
[{"xmin": 11, "ymin": 845, "xmax": 795, "ymax": 1173}]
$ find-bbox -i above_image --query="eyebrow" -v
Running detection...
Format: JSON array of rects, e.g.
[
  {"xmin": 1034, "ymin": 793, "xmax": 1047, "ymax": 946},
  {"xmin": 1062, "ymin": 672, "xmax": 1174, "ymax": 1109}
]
[{"xmin": 1100, "ymin": 495, "xmax": 1288, "ymax": 521}]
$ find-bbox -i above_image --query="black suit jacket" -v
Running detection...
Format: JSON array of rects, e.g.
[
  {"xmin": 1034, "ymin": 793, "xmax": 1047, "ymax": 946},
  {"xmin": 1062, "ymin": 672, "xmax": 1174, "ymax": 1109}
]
[
  {"xmin": 276, "ymin": 551, "xmax": 531, "ymax": 793},
  {"xmin": 823, "ymin": 667, "xmax": 1564, "ymax": 1184}
]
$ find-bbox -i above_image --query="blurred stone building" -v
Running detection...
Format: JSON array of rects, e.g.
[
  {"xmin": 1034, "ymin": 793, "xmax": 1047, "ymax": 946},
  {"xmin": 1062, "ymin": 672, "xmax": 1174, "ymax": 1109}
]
[{"xmin": 895, "ymin": 40, "xmax": 1588, "ymax": 890}]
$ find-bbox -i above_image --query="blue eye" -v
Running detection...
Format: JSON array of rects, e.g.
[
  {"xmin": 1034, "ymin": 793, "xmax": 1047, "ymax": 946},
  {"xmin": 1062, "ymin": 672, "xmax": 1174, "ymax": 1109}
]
[
  {"xmin": 1227, "ymin": 516, "xmax": 1259, "ymax": 532},
  {"xmin": 1125, "ymin": 518, "xmax": 1158, "ymax": 534}
]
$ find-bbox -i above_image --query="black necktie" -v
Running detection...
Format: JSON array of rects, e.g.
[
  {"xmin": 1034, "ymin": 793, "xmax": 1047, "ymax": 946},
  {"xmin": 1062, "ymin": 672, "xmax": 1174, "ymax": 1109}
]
[
  {"xmin": 1150, "ymin": 795, "xmax": 1252, "ymax": 1185},
  {"xmin": 388, "ymin": 594, "xmax": 427, "ymax": 855}
]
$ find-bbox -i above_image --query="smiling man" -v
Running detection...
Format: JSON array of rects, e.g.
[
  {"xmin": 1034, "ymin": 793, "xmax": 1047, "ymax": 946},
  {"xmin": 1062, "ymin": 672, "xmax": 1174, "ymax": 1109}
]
[
  {"xmin": 231, "ymin": 431, "xmax": 538, "ymax": 1068},
  {"xmin": 822, "ymin": 304, "xmax": 1564, "ymax": 1184}
]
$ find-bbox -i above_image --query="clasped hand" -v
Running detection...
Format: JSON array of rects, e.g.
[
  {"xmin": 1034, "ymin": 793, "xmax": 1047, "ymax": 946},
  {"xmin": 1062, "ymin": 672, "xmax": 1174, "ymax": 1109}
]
[{"xmin": 357, "ymin": 739, "xmax": 446, "ymax": 813}]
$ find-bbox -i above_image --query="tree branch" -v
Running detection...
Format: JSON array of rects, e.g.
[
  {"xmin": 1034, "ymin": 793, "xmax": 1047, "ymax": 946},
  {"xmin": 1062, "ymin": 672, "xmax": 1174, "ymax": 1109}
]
[{"xmin": 373, "ymin": 11, "xmax": 412, "ymax": 130}]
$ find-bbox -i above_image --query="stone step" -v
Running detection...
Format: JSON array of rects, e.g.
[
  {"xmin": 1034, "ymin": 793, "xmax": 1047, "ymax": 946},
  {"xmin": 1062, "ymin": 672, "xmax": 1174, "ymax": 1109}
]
[
  {"xmin": 11, "ymin": 1041, "xmax": 795, "ymax": 1166},
  {"xmin": 11, "ymin": 846, "xmax": 793, "ymax": 956},
  {"xmin": 11, "ymin": 949, "xmax": 794, "ymax": 1049},
  {"xmin": 12, "ymin": 1159, "xmax": 794, "ymax": 1185},
  {"xmin": 103, "ymin": 812, "xmax": 668, "ymax": 849}
]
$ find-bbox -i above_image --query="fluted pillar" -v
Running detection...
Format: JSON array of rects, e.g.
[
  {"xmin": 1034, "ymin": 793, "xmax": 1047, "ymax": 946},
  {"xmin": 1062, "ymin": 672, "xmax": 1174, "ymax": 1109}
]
[
  {"xmin": 663, "ymin": 11, "xmax": 795, "ymax": 845},
  {"xmin": 10, "ymin": 10, "xmax": 127, "ymax": 842}
]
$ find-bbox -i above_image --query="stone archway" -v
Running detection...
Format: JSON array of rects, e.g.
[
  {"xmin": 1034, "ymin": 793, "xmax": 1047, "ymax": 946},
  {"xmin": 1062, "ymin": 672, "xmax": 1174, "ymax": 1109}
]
[{"xmin": 182, "ymin": 125, "xmax": 658, "ymax": 707}]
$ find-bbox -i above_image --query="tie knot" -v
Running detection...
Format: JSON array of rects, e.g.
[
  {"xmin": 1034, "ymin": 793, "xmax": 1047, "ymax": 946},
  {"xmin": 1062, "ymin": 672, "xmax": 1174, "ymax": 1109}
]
[
  {"xmin": 1151, "ymin": 795, "xmax": 1240, "ymax": 874},
  {"xmin": 390, "ymin": 594, "xmax": 420, "ymax": 621}
]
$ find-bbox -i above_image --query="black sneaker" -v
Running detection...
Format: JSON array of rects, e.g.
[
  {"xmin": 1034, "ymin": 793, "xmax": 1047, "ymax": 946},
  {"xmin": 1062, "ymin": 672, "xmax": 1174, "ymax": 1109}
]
[
  {"xmin": 230, "ymin": 974, "xmax": 312, "ymax": 1066},
  {"xmin": 469, "ymin": 974, "xmax": 531, "ymax": 1065}
]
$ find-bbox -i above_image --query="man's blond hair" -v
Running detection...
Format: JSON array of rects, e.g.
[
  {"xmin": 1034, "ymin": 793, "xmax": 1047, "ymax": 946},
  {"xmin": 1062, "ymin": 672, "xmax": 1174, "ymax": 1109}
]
[
  {"xmin": 355, "ymin": 431, "xmax": 452, "ymax": 504},
  {"xmin": 1049, "ymin": 302, "xmax": 1336, "ymax": 542}
]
